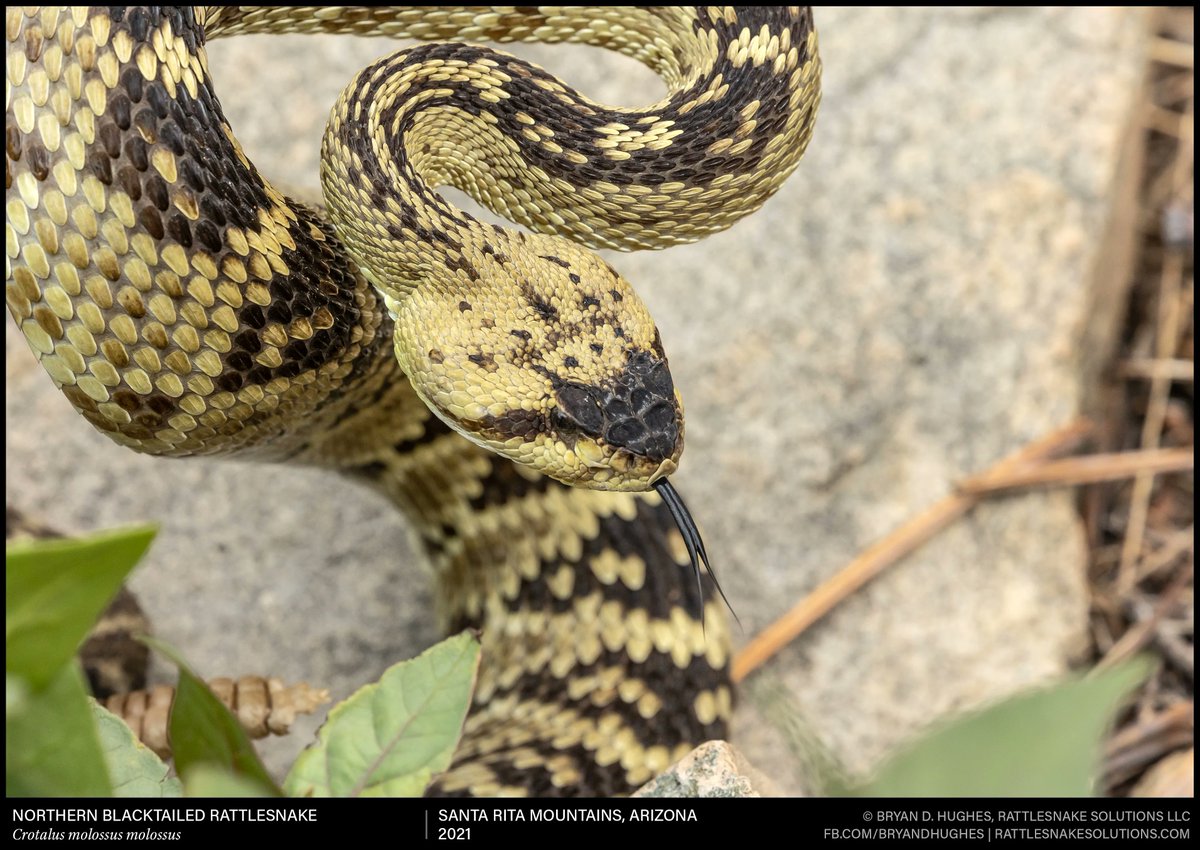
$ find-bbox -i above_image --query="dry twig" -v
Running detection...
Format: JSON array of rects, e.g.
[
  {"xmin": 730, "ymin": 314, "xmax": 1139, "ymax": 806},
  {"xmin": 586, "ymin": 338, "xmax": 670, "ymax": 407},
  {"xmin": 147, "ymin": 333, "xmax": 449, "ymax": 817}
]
[
  {"xmin": 732, "ymin": 419, "xmax": 1093, "ymax": 683},
  {"xmin": 1103, "ymin": 700, "xmax": 1194, "ymax": 790},
  {"xmin": 958, "ymin": 448, "xmax": 1193, "ymax": 496}
]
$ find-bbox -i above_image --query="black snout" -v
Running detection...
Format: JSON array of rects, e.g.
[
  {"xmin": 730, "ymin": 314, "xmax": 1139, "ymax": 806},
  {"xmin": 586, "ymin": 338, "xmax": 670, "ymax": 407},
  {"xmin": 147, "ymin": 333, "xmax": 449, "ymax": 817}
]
[{"xmin": 554, "ymin": 351, "xmax": 680, "ymax": 462}]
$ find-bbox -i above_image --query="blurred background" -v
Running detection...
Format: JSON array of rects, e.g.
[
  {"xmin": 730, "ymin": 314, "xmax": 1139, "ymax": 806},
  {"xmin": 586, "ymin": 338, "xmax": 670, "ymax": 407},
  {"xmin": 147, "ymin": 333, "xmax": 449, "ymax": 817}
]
[{"xmin": 6, "ymin": 7, "xmax": 1192, "ymax": 794}]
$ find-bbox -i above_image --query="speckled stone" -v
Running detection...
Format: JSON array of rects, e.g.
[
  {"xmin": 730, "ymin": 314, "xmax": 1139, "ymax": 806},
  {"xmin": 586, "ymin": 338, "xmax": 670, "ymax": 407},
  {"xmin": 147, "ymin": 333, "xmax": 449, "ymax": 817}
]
[
  {"xmin": 5, "ymin": 8, "xmax": 1147, "ymax": 785},
  {"xmin": 634, "ymin": 741, "xmax": 780, "ymax": 798}
]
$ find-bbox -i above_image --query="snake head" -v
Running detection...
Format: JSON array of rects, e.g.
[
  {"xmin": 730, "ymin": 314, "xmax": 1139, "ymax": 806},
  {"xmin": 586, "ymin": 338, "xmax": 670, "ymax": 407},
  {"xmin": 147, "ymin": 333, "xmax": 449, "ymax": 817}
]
[{"xmin": 387, "ymin": 232, "xmax": 684, "ymax": 491}]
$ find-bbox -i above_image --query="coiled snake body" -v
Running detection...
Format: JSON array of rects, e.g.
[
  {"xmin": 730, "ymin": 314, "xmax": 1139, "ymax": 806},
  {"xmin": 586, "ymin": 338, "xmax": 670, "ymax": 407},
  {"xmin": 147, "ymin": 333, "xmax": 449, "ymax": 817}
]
[{"xmin": 6, "ymin": 6, "xmax": 820, "ymax": 795}]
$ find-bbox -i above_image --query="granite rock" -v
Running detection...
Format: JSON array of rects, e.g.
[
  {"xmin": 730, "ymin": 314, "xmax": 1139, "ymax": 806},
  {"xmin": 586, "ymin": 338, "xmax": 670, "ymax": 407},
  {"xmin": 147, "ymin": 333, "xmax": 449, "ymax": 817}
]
[{"xmin": 634, "ymin": 742, "xmax": 781, "ymax": 798}]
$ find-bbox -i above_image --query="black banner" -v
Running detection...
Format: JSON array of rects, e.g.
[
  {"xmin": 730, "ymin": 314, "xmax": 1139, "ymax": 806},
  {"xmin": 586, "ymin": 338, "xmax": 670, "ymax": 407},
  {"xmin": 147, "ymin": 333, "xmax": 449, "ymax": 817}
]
[{"xmin": 4, "ymin": 797, "xmax": 1193, "ymax": 845}]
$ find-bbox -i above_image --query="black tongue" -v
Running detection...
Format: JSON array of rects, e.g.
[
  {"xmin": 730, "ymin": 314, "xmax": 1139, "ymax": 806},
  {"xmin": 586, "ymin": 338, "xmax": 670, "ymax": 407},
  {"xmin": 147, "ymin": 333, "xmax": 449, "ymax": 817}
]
[{"xmin": 653, "ymin": 478, "xmax": 739, "ymax": 630}]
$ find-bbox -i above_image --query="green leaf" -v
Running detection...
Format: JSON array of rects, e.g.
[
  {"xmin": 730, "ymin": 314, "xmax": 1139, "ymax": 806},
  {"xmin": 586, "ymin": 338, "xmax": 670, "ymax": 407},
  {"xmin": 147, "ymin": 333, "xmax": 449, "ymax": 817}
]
[
  {"xmin": 145, "ymin": 638, "xmax": 280, "ymax": 794},
  {"xmin": 285, "ymin": 631, "xmax": 481, "ymax": 797},
  {"xmin": 857, "ymin": 659, "xmax": 1152, "ymax": 797},
  {"xmin": 6, "ymin": 664, "xmax": 112, "ymax": 796},
  {"xmin": 6, "ymin": 526, "xmax": 156, "ymax": 688},
  {"xmin": 92, "ymin": 701, "xmax": 183, "ymax": 797},
  {"xmin": 184, "ymin": 764, "xmax": 275, "ymax": 797}
]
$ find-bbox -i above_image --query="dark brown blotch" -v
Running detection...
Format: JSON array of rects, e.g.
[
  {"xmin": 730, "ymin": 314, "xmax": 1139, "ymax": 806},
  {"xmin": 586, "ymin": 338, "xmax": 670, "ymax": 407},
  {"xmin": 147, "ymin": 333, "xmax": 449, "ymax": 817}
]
[
  {"xmin": 23, "ymin": 27, "xmax": 44, "ymax": 62},
  {"xmin": 445, "ymin": 255, "xmax": 480, "ymax": 281},
  {"xmin": 145, "ymin": 394, "xmax": 175, "ymax": 417},
  {"xmin": 467, "ymin": 351, "xmax": 497, "ymax": 371},
  {"xmin": 480, "ymin": 407, "xmax": 548, "ymax": 440},
  {"xmin": 7, "ymin": 124, "xmax": 22, "ymax": 161},
  {"xmin": 528, "ymin": 295, "xmax": 557, "ymax": 321},
  {"xmin": 87, "ymin": 148, "xmax": 113, "ymax": 185},
  {"xmin": 482, "ymin": 243, "xmax": 509, "ymax": 265},
  {"xmin": 123, "ymin": 135, "xmax": 148, "ymax": 171},
  {"xmin": 166, "ymin": 213, "xmax": 192, "ymax": 248},
  {"xmin": 139, "ymin": 206, "xmax": 166, "ymax": 240},
  {"xmin": 25, "ymin": 142, "xmax": 49, "ymax": 181},
  {"xmin": 98, "ymin": 123, "xmax": 122, "ymax": 158},
  {"xmin": 117, "ymin": 165, "xmax": 142, "ymax": 200},
  {"xmin": 145, "ymin": 175, "xmax": 170, "ymax": 210},
  {"xmin": 117, "ymin": 289, "xmax": 146, "ymax": 318},
  {"xmin": 112, "ymin": 389, "xmax": 142, "ymax": 412}
]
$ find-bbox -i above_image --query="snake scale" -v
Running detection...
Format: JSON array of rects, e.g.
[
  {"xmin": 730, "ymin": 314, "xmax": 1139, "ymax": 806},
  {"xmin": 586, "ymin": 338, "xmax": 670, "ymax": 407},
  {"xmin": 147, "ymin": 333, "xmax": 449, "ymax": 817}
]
[{"xmin": 5, "ymin": 6, "xmax": 820, "ymax": 795}]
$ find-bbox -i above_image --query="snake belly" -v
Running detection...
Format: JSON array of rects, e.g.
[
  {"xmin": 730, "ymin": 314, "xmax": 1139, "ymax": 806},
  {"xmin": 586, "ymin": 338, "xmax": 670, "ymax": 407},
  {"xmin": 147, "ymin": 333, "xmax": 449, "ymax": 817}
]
[{"xmin": 5, "ymin": 7, "xmax": 820, "ymax": 795}]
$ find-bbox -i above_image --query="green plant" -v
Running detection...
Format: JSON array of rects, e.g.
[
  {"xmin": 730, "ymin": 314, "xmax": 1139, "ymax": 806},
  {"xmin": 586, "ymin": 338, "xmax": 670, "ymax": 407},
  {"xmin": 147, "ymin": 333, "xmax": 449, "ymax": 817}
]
[
  {"xmin": 847, "ymin": 660, "xmax": 1151, "ymax": 797},
  {"xmin": 6, "ymin": 527, "xmax": 480, "ymax": 798}
]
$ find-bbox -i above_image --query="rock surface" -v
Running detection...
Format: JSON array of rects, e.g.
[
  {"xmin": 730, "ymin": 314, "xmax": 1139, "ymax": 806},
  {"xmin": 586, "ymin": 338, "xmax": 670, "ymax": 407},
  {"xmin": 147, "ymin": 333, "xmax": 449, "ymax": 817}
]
[
  {"xmin": 634, "ymin": 742, "xmax": 779, "ymax": 798},
  {"xmin": 5, "ymin": 9, "xmax": 1147, "ymax": 787}
]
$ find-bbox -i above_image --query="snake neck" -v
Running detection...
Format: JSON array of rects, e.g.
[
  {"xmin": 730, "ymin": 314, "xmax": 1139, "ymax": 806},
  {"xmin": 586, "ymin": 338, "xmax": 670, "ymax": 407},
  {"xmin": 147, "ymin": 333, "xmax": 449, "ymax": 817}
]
[{"xmin": 294, "ymin": 367, "xmax": 732, "ymax": 794}]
